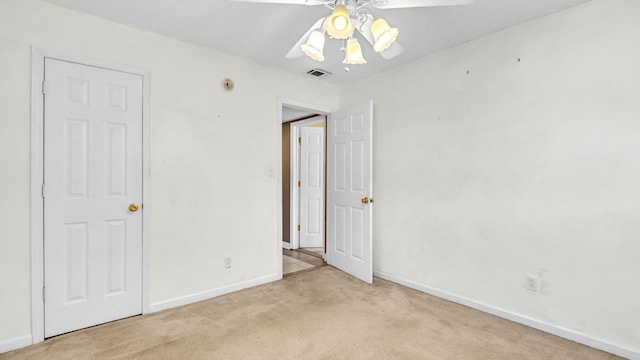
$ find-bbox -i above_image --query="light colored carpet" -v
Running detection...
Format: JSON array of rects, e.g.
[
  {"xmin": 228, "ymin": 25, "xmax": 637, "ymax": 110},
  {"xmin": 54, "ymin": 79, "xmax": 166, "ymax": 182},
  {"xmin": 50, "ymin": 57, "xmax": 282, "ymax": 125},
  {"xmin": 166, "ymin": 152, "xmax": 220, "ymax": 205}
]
[{"xmin": 1, "ymin": 267, "xmax": 619, "ymax": 359}]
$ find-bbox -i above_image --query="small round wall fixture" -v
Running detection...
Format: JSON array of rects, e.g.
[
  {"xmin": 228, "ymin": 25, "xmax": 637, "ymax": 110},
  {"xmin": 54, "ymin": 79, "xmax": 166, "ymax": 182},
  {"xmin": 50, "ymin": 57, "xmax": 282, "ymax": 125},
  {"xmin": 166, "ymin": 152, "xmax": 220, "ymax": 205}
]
[{"xmin": 223, "ymin": 78, "xmax": 234, "ymax": 91}]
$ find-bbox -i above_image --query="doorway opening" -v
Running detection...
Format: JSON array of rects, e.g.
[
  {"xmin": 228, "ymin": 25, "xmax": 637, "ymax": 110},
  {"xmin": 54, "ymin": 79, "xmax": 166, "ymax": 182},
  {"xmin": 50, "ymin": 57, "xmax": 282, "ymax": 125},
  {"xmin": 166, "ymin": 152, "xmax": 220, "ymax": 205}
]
[
  {"xmin": 277, "ymin": 98, "xmax": 374, "ymax": 283},
  {"xmin": 279, "ymin": 101, "xmax": 331, "ymax": 276},
  {"xmin": 283, "ymin": 115, "xmax": 326, "ymax": 250}
]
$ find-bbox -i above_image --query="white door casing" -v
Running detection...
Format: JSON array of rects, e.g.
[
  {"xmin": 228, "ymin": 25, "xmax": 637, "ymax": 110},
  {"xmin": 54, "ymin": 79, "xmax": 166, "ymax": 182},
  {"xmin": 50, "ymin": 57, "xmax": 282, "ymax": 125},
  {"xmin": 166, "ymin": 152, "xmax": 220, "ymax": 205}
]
[
  {"xmin": 299, "ymin": 126, "xmax": 325, "ymax": 248},
  {"xmin": 326, "ymin": 100, "xmax": 373, "ymax": 284},
  {"xmin": 43, "ymin": 58, "xmax": 143, "ymax": 337}
]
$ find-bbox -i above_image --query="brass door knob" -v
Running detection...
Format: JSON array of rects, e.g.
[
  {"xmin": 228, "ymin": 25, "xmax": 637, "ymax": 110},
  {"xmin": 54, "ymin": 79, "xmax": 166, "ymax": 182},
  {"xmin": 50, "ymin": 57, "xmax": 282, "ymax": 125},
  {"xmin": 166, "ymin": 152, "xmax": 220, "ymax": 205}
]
[
  {"xmin": 361, "ymin": 197, "xmax": 369, "ymax": 204},
  {"xmin": 129, "ymin": 203, "xmax": 140, "ymax": 212}
]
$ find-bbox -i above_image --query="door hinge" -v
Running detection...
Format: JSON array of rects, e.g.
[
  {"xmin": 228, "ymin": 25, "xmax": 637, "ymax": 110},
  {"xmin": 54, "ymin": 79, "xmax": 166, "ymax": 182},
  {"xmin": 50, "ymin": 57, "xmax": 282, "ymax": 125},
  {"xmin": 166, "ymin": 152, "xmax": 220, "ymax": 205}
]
[
  {"xmin": 297, "ymin": 225, "xmax": 301, "ymax": 231},
  {"xmin": 41, "ymin": 183, "xmax": 46, "ymax": 198},
  {"xmin": 298, "ymin": 137, "xmax": 301, "ymax": 144},
  {"xmin": 42, "ymin": 80, "xmax": 46, "ymax": 95},
  {"xmin": 42, "ymin": 287, "xmax": 46, "ymax": 302},
  {"xmin": 297, "ymin": 181, "xmax": 301, "ymax": 187}
]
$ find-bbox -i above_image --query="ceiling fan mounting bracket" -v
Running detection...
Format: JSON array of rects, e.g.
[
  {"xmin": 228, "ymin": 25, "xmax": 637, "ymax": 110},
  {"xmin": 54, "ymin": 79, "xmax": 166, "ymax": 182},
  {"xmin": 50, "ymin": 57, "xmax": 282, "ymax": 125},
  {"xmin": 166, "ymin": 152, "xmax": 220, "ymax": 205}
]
[{"xmin": 320, "ymin": 0, "xmax": 387, "ymax": 11}]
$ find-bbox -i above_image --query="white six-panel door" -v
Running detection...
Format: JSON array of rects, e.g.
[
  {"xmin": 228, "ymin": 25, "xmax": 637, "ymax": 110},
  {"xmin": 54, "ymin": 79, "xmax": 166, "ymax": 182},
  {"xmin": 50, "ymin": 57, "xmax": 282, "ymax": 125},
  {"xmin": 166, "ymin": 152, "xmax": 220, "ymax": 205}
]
[
  {"xmin": 299, "ymin": 126, "xmax": 325, "ymax": 248},
  {"xmin": 327, "ymin": 100, "xmax": 373, "ymax": 284},
  {"xmin": 43, "ymin": 58, "xmax": 143, "ymax": 337}
]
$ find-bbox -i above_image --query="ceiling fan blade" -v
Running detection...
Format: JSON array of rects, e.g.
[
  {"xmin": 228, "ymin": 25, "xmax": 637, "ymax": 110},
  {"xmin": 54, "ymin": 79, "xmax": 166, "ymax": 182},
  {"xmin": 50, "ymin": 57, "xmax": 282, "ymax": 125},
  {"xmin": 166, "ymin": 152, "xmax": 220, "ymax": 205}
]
[
  {"xmin": 373, "ymin": 0, "xmax": 473, "ymax": 9},
  {"xmin": 285, "ymin": 17, "xmax": 325, "ymax": 59},
  {"xmin": 379, "ymin": 41, "xmax": 404, "ymax": 59},
  {"xmin": 355, "ymin": 15, "xmax": 403, "ymax": 59},
  {"xmin": 229, "ymin": 0, "xmax": 324, "ymax": 5}
]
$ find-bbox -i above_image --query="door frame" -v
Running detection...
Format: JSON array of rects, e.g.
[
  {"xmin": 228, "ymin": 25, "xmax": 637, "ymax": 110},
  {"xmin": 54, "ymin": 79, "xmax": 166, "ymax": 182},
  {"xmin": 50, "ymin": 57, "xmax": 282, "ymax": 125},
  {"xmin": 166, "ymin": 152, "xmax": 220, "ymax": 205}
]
[
  {"xmin": 277, "ymin": 99, "xmax": 332, "ymax": 277},
  {"xmin": 30, "ymin": 48, "xmax": 151, "ymax": 344},
  {"xmin": 289, "ymin": 116, "xmax": 326, "ymax": 250}
]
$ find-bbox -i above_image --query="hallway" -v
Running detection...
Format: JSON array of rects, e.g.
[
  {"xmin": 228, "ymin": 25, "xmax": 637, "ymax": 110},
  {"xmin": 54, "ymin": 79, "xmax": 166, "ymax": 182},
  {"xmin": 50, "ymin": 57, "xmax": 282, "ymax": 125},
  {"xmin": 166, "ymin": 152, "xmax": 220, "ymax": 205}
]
[{"xmin": 282, "ymin": 248, "xmax": 325, "ymax": 275}]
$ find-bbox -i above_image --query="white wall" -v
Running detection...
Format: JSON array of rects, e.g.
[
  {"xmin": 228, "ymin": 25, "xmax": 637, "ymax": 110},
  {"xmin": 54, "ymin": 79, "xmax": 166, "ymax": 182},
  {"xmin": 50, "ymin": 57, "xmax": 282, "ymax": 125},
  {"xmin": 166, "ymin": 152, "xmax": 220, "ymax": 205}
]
[
  {"xmin": 2, "ymin": 0, "xmax": 639, "ymax": 355},
  {"xmin": 340, "ymin": 0, "xmax": 639, "ymax": 355},
  {"xmin": 0, "ymin": 0, "xmax": 338, "ymax": 348}
]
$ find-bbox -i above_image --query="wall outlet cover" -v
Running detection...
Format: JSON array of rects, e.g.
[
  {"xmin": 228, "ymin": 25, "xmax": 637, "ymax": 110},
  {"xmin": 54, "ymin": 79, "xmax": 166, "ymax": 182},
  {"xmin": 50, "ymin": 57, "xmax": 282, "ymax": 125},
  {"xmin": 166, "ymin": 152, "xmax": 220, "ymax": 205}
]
[{"xmin": 525, "ymin": 274, "xmax": 540, "ymax": 292}]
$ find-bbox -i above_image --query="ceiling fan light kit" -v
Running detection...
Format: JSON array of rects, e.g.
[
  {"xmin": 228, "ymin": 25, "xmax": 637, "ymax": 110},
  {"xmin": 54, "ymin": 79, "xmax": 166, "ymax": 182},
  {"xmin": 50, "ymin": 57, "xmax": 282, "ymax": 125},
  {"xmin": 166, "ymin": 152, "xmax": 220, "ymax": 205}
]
[
  {"xmin": 325, "ymin": 5, "xmax": 355, "ymax": 39},
  {"xmin": 371, "ymin": 18, "xmax": 398, "ymax": 52},
  {"xmin": 301, "ymin": 30, "xmax": 326, "ymax": 61},
  {"xmin": 298, "ymin": 1, "xmax": 402, "ymax": 68},
  {"xmin": 343, "ymin": 37, "xmax": 367, "ymax": 64},
  {"xmin": 233, "ymin": 0, "xmax": 473, "ymax": 70}
]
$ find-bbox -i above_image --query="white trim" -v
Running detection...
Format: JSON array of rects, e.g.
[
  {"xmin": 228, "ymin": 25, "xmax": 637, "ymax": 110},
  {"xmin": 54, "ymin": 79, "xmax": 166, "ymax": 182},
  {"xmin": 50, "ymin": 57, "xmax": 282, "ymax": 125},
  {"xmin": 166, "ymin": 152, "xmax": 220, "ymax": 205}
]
[
  {"xmin": 289, "ymin": 116, "xmax": 326, "ymax": 250},
  {"xmin": 149, "ymin": 274, "xmax": 280, "ymax": 313},
  {"xmin": 140, "ymin": 59, "xmax": 152, "ymax": 316},
  {"xmin": 279, "ymin": 98, "xmax": 333, "ymax": 123},
  {"xmin": 281, "ymin": 241, "xmax": 291, "ymax": 250},
  {"xmin": 31, "ymin": 48, "xmax": 150, "ymax": 76},
  {"xmin": 30, "ymin": 47, "xmax": 150, "ymax": 344},
  {"xmin": 0, "ymin": 335, "xmax": 32, "ymax": 354},
  {"xmin": 30, "ymin": 47, "xmax": 46, "ymax": 345},
  {"xmin": 290, "ymin": 123, "xmax": 299, "ymax": 250},
  {"xmin": 373, "ymin": 270, "xmax": 640, "ymax": 360},
  {"xmin": 288, "ymin": 116, "xmax": 326, "ymax": 126}
]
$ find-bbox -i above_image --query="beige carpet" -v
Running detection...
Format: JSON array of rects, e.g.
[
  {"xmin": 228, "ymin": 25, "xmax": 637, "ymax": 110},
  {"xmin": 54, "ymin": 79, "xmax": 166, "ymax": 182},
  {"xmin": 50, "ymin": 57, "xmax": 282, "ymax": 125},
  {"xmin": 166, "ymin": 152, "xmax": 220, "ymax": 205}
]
[{"xmin": 1, "ymin": 267, "xmax": 619, "ymax": 359}]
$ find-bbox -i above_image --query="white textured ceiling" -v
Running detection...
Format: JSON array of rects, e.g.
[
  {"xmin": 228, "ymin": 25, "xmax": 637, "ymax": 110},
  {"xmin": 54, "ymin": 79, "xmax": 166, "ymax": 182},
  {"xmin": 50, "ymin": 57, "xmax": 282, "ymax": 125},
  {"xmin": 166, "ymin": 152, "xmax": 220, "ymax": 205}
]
[{"xmin": 42, "ymin": 0, "xmax": 591, "ymax": 84}]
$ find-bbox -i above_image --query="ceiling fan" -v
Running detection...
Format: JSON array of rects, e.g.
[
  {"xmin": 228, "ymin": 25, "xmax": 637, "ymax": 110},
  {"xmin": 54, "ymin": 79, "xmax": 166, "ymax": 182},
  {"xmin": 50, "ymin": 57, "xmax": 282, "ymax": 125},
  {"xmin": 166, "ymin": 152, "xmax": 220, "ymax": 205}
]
[{"xmin": 232, "ymin": 0, "xmax": 473, "ymax": 67}]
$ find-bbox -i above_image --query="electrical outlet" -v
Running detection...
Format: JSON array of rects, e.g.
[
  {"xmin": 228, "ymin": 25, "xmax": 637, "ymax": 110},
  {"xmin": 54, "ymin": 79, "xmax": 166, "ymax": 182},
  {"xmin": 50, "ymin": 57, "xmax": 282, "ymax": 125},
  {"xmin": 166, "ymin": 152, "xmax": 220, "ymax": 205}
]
[
  {"xmin": 525, "ymin": 274, "xmax": 540, "ymax": 293},
  {"xmin": 224, "ymin": 257, "xmax": 232, "ymax": 269}
]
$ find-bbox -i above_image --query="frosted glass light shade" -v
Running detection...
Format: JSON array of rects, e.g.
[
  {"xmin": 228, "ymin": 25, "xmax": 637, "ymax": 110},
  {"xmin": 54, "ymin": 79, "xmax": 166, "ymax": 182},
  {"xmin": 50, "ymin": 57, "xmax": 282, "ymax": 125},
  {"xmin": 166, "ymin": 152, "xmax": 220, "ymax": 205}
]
[
  {"xmin": 301, "ymin": 30, "xmax": 325, "ymax": 61},
  {"xmin": 343, "ymin": 38, "xmax": 366, "ymax": 64},
  {"xmin": 326, "ymin": 5, "xmax": 354, "ymax": 39},
  {"xmin": 371, "ymin": 18, "xmax": 398, "ymax": 52}
]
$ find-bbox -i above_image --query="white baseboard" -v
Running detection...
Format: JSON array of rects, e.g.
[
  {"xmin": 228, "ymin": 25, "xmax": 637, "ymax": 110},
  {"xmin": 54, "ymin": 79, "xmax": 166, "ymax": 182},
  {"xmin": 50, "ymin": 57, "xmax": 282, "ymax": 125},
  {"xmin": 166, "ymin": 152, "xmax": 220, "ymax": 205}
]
[
  {"xmin": 373, "ymin": 270, "xmax": 639, "ymax": 360},
  {"xmin": 0, "ymin": 335, "xmax": 32, "ymax": 354},
  {"xmin": 282, "ymin": 241, "xmax": 291, "ymax": 250},
  {"xmin": 149, "ymin": 273, "xmax": 280, "ymax": 313}
]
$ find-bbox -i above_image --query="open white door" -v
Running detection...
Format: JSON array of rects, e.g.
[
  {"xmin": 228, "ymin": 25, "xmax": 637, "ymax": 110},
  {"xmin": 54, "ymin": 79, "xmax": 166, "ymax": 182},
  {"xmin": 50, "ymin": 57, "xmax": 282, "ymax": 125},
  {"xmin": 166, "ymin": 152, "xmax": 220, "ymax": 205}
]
[
  {"xmin": 326, "ymin": 100, "xmax": 373, "ymax": 283},
  {"xmin": 299, "ymin": 126, "xmax": 325, "ymax": 248},
  {"xmin": 43, "ymin": 58, "xmax": 143, "ymax": 337}
]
